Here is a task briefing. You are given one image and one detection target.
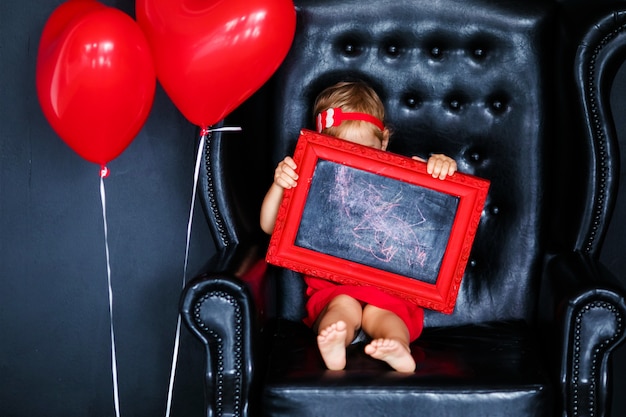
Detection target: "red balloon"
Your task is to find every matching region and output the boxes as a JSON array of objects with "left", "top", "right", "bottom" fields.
[
  {"left": 37, "top": 0, "right": 105, "bottom": 55},
  {"left": 136, "top": 0, "right": 296, "bottom": 128},
  {"left": 36, "top": 0, "right": 156, "bottom": 166}
]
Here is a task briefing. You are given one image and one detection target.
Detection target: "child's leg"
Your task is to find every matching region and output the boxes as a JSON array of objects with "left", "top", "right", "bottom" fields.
[
  {"left": 314, "top": 294, "right": 362, "bottom": 370},
  {"left": 361, "top": 304, "right": 416, "bottom": 372}
]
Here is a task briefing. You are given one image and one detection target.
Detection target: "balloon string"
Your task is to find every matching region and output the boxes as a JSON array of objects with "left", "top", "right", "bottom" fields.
[
  {"left": 164, "top": 132, "right": 203, "bottom": 417},
  {"left": 202, "top": 125, "right": 243, "bottom": 135},
  {"left": 164, "top": 125, "right": 241, "bottom": 417},
  {"left": 164, "top": 130, "right": 205, "bottom": 417},
  {"left": 100, "top": 169, "right": 121, "bottom": 417}
]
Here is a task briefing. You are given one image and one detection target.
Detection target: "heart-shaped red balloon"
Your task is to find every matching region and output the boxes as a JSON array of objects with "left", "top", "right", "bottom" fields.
[
  {"left": 136, "top": 0, "right": 296, "bottom": 128},
  {"left": 36, "top": 0, "right": 156, "bottom": 166}
]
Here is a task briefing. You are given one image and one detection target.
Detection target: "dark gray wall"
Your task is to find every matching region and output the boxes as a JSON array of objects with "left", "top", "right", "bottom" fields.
[{"left": 1, "top": 0, "right": 626, "bottom": 416}]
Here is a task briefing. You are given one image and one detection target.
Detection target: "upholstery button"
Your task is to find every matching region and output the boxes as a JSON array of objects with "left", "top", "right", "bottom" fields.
[
  {"left": 444, "top": 92, "right": 467, "bottom": 112},
  {"left": 466, "top": 148, "right": 487, "bottom": 165},
  {"left": 473, "top": 48, "right": 485, "bottom": 59},
  {"left": 430, "top": 46, "right": 442, "bottom": 58},
  {"left": 486, "top": 93, "right": 510, "bottom": 114},
  {"left": 338, "top": 39, "right": 364, "bottom": 57},
  {"left": 490, "top": 98, "right": 509, "bottom": 114},
  {"left": 469, "top": 259, "right": 477, "bottom": 268},
  {"left": 490, "top": 205, "right": 500, "bottom": 215},
  {"left": 403, "top": 94, "right": 421, "bottom": 109},
  {"left": 386, "top": 44, "right": 399, "bottom": 56}
]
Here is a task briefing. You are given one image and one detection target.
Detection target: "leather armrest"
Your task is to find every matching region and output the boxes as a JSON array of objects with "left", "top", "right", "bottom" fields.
[
  {"left": 180, "top": 245, "right": 267, "bottom": 417},
  {"left": 543, "top": 251, "right": 626, "bottom": 417}
]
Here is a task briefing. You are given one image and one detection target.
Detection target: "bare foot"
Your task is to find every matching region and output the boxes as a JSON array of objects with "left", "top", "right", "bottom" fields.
[
  {"left": 364, "top": 338, "right": 416, "bottom": 372},
  {"left": 317, "top": 321, "right": 348, "bottom": 370}
]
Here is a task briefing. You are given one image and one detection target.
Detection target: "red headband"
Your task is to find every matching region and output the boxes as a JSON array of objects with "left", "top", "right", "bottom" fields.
[{"left": 316, "top": 107, "right": 385, "bottom": 133}]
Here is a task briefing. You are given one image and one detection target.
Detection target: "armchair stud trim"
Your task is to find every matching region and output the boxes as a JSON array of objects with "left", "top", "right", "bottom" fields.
[
  {"left": 203, "top": 133, "right": 232, "bottom": 249},
  {"left": 578, "top": 17, "right": 626, "bottom": 256},
  {"left": 571, "top": 301, "right": 624, "bottom": 417},
  {"left": 193, "top": 291, "right": 244, "bottom": 417}
]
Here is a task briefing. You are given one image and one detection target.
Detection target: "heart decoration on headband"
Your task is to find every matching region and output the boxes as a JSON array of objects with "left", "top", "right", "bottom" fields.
[{"left": 316, "top": 108, "right": 385, "bottom": 133}]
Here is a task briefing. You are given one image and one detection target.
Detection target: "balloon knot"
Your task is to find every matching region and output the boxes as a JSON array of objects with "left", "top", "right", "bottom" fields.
[
  {"left": 200, "top": 126, "right": 211, "bottom": 137},
  {"left": 100, "top": 166, "right": 110, "bottom": 178}
]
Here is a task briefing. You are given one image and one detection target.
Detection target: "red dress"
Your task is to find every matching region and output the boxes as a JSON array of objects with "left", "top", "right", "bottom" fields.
[{"left": 302, "top": 275, "right": 424, "bottom": 342}]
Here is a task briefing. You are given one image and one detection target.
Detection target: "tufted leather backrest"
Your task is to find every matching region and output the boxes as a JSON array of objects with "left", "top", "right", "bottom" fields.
[{"left": 264, "top": 0, "right": 558, "bottom": 328}]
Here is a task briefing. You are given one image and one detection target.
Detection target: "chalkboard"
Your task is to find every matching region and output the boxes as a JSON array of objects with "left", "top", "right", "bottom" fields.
[
  {"left": 296, "top": 161, "right": 459, "bottom": 284},
  {"left": 266, "top": 129, "right": 490, "bottom": 313}
]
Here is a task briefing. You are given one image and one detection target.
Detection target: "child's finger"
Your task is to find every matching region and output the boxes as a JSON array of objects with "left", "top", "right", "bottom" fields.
[
  {"left": 280, "top": 163, "right": 299, "bottom": 182},
  {"left": 447, "top": 160, "right": 457, "bottom": 176},
  {"left": 441, "top": 160, "right": 457, "bottom": 178},
  {"left": 276, "top": 175, "right": 297, "bottom": 189},
  {"left": 437, "top": 163, "right": 449, "bottom": 180},
  {"left": 428, "top": 155, "right": 457, "bottom": 179},
  {"left": 428, "top": 158, "right": 443, "bottom": 178},
  {"left": 283, "top": 156, "right": 297, "bottom": 170}
]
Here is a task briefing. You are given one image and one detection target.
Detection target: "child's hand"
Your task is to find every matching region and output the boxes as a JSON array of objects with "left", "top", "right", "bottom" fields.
[
  {"left": 412, "top": 154, "right": 457, "bottom": 180},
  {"left": 261, "top": 156, "right": 299, "bottom": 234},
  {"left": 274, "top": 156, "right": 299, "bottom": 189}
]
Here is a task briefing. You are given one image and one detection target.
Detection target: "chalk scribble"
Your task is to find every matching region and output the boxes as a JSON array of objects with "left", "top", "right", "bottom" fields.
[{"left": 330, "top": 165, "right": 429, "bottom": 268}]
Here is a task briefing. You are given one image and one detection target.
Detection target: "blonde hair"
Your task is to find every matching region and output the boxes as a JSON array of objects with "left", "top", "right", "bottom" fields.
[{"left": 313, "top": 81, "right": 386, "bottom": 142}]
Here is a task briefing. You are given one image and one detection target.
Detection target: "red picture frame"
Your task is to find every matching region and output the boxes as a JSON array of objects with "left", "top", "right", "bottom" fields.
[{"left": 266, "top": 129, "right": 490, "bottom": 314}]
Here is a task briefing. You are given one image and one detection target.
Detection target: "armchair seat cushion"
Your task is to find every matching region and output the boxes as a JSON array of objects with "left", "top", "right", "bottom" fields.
[{"left": 262, "top": 320, "right": 552, "bottom": 417}]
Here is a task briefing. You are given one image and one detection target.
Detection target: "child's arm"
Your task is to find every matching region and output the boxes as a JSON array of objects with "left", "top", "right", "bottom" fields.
[
  {"left": 413, "top": 154, "right": 457, "bottom": 180},
  {"left": 260, "top": 156, "right": 299, "bottom": 234}
]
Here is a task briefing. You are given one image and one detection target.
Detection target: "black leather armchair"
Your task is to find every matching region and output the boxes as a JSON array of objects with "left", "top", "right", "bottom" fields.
[{"left": 181, "top": 0, "right": 626, "bottom": 416}]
